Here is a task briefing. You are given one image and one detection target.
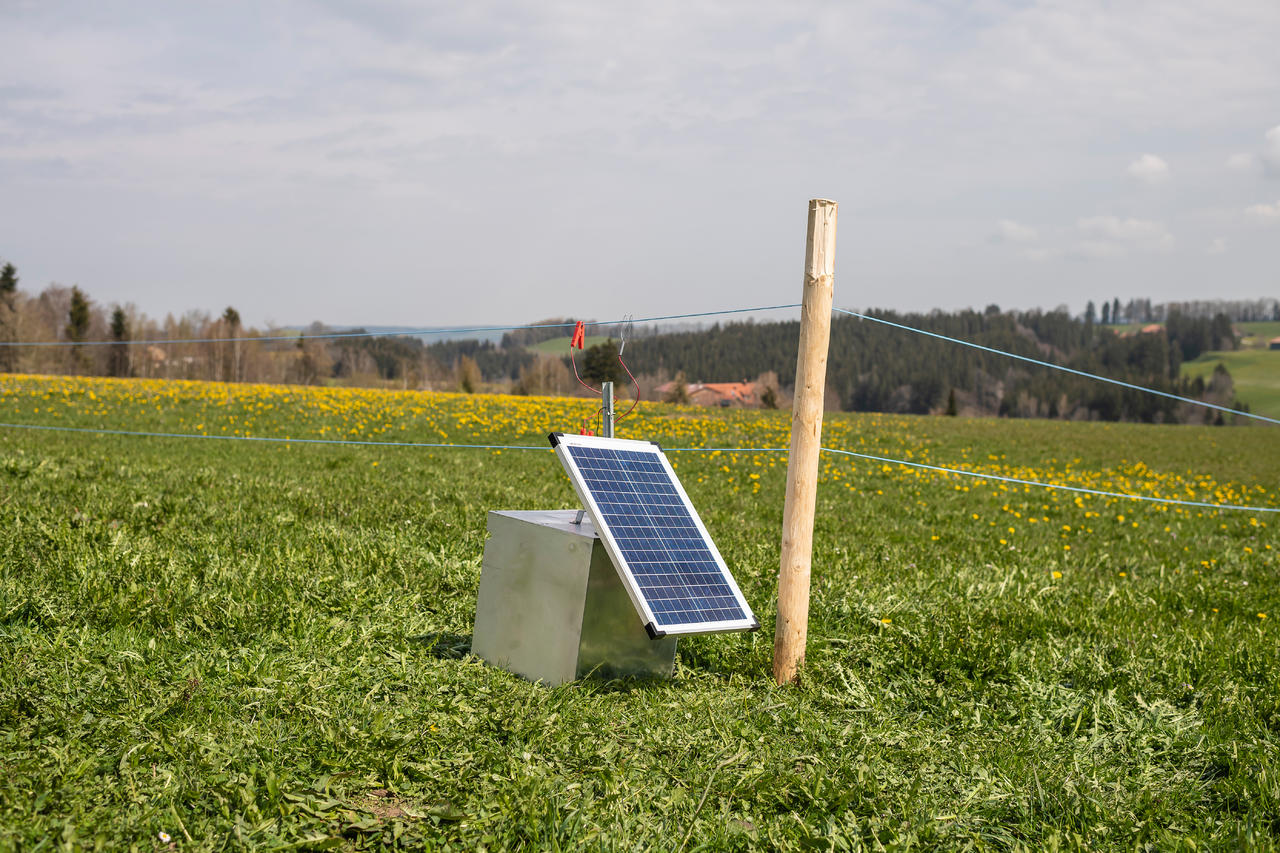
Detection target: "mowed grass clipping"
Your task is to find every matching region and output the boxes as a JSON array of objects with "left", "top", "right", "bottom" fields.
[{"left": 2, "top": 374, "right": 1278, "bottom": 851}]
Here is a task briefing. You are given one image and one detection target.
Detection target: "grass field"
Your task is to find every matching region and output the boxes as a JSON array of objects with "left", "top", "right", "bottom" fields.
[
  {"left": 1101, "top": 321, "right": 1279, "bottom": 350},
  {"left": 526, "top": 335, "right": 612, "bottom": 356},
  {"left": 1236, "top": 322, "right": 1280, "bottom": 348},
  {"left": 2, "top": 375, "right": 1278, "bottom": 850},
  {"left": 1183, "top": 349, "right": 1280, "bottom": 419}
]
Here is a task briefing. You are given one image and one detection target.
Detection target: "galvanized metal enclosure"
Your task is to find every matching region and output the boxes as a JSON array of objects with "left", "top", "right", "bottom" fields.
[{"left": 471, "top": 510, "right": 677, "bottom": 686}]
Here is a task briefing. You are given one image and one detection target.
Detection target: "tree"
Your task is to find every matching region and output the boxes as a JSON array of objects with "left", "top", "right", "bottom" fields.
[
  {"left": 456, "top": 355, "right": 481, "bottom": 393},
  {"left": 1101, "top": 301, "right": 1110, "bottom": 325},
  {"left": 581, "top": 339, "right": 623, "bottom": 385},
  {"left": 0, "top": 262, "right": 16, "bottom": 372},
  {"left": 108, "top": 306, "right": 131, "bottom": 377},
  {"left": 754, "top": 371, "right": 780, "bottom": 409},
  {"left": 1112, "top": 297, "right": 1122, "bottom": 325},
  {"left": 66, "top": 286, "right": 91, "bottom": 372},
  {"left": 513, "top": 356, "right": 571, "bottom": 396},
  {"left": 223, "top": 306, "right": 241, "bottom": 382},
  {"left": 664, "top": 371, "right": 691, "bottom": 405},
  {"left": 0, "top": 263, "right": 16, "bottom": 297},
  {"left": 66, "top": 287, "right": 90, "bottom": 341},
  {"left": 946, "top": 388, "right": 958, "bottom": 416}
]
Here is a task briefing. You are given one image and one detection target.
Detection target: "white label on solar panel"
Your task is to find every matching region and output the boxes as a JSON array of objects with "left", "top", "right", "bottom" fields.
[{"left": 550, "top": 433, "right": 759, "bottom": 637}]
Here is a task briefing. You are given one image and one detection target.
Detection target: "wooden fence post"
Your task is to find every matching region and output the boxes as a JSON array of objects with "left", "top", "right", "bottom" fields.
[{"left": 773, "top": 198, "right": 837, "bottom": 686}]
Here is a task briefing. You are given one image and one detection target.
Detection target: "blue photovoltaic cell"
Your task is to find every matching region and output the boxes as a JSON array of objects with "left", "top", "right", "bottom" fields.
[{"left": 565, "top": 443, "right": 749, "bottom": 629}]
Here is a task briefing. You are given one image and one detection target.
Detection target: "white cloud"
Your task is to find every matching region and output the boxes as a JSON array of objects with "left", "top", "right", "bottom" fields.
[
  {"left": 1246, "top": 200, "right": 1280, "bottom": 220},
  {"left": 1, "top": 1, "right": 1279, "bottom": 323},
  {"left": 994, "top": 219, "right": 1038, "bottom": 243},
  {"left": 1023, "top": 247, "right": 1059, "bottom": 263},
  {"left": 1207, "top": 237, "right": 1227, "bottom": 254},
  {"left": 1265, "top": 125, "right": 1280, "bottom": 176},
  {"left": 1127, "top": 153, "right": 1169, "bottom": 184},
  {"left": 1228, "top": 126, "right": 1280, "bottom": 177},
  {"left": 1226, "top": 152, "right": 1256, "bottom": 171},
  {"left": 1075, "top": 216, "right": 1175, "bottom": 254}
]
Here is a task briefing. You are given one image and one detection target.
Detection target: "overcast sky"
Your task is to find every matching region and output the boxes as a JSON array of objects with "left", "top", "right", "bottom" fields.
[{"left": 1, "top": 0, "right": 1277, "bottom": 328}]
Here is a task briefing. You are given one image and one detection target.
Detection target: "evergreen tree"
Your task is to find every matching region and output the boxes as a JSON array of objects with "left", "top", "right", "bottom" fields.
[
  {"left": 108, "top": 307, "right": 130, "bottom": 377},
  {"left": 66, "top": 286, "right": 91, "bottom": 372},
  {"left": 222, "top": 306, "right": 241, "bottom": 382},
  {"left": 1112, "top": 298, "right": 1122, "bottom": 325},
  {"left": 66, "top": 287, "right": 90, "bottom": 341},
  {"left": 0, "top": 262, "right": 16, "bottom": 372},
  {"left": 946, "top": 388, "right": 958, "bottom": 416},
  {"left": 0, "top": 263, "right": 16, "bottom": 297},
  {"left": 1101, "top": 301, "right": 1110, "bottom": 325},
  {"left": 582, "top": 339, "right": 623, "bottom": 385}
]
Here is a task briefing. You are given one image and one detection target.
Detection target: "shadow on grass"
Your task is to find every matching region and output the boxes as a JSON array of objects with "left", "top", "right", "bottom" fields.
[
  {"left": 410, "top": 633, "right": 704, "bottom": 694},
  {"left": 570, "top": 665, "right": 678, "bottom": 695},
  {"left": 408, "top": 631, "right": 473, "bottom": 660}
]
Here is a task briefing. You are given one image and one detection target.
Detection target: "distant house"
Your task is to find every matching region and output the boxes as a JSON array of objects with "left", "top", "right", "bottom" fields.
[
  {"left": 655, "top": 380, "right": 759, "bottom": 408},
  {"left": 1118, "top": 323, "right": 1164, "bottom": 339},
  {"left": 1270, "top": 336, "right": 1280, "bottom": 351}
]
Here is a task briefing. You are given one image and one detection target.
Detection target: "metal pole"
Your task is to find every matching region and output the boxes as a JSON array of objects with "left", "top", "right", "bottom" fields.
[{"left": 602, "top": 381, "right": 615, "bottom": 438}]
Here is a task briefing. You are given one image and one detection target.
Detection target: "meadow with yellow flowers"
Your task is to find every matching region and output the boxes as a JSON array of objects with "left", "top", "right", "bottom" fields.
[{"left": 2, "top": 374, "right": 1277, "bottom": 849}]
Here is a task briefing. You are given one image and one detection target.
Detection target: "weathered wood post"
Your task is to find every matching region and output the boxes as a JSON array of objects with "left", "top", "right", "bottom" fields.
[{"left": 773, "top": 198, "right": 837, "bottom": 685}]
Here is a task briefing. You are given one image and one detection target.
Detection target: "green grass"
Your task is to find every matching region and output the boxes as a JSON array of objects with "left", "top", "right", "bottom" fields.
[
  {"left": 2, "top": 376, "right": 1279, "bottom": 850},
  {"left": 1101, "top": 321, "right": 1279, "bottom": 350},
  {"left": 1183, "top": 349, "right": 1280, "bottom": 418},
  {"left": 1237, "top": 322, "right": 1280, "bottom": 348},
  {"left": 526, "top": 335, "right": 611, "bottom": 355}
]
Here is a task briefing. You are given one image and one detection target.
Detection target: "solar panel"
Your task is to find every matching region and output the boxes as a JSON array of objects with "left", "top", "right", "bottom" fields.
[{"left": 550, "top": 433, "right": 759, "bottom": 637}]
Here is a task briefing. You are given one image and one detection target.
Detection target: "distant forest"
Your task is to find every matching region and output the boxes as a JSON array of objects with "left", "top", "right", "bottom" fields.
[
  {"left": 628, "top": 307, "right": 1246, "bottom": 423},
  {"left": 0, "top": 257, "right": 1270, "bottom": 425}
]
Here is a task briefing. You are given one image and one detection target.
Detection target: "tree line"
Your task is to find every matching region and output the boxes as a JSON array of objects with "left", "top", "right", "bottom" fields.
[
  {"left": 0, "top": 259, "right": 1256, "bottom": 423},
  {"left": 1085, "top": 296, "right": 1278, "bottom": 325},
  {"left": 627, "top": 306, "right": 1249, "bottom": 423}
]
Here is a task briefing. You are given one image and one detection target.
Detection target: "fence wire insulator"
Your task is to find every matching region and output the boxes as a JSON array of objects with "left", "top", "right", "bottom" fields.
[{"left": 618, "top": 313, "right": 634, "bottom": 356}]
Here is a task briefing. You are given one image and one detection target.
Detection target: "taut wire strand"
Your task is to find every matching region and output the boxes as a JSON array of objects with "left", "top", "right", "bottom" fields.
[
  {"left": 819, "top": 446, "right": 1279, "bottom": 513},
  {"left": 0, "top": 303, "right": 801, "bottom": 349},
  {"left": 832, "top": 307, "right": 1280, "bottom": 426},
  {"left": 2, "top": 419, "right": 1274, "bottom": 513}
]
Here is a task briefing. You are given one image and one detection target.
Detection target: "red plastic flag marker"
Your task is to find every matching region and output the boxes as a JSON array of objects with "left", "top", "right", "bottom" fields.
[{"left": 570, "top": 321, "right": 586, "bottom": 350}]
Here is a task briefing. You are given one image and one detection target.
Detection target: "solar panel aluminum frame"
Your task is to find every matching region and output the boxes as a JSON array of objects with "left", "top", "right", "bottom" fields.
[{"left": 550, "top": 432, "right": 759, "bottom": 638}]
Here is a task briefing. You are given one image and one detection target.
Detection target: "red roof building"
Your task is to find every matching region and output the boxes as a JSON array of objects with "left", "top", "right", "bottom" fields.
[{"left": 655, "top": 380, "right": 760, "bottom": 407}]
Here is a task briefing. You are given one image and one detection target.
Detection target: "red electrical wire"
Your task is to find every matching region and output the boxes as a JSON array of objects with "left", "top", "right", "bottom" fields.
[
  {"left": 615, "top": 355, "right": 640, "bottom": 421},
  {"left": 569, "top": 320, "right": 601, "bottom": 396},
  {"left": 571, "top": 350, "right": 601, "bottom": 395}
]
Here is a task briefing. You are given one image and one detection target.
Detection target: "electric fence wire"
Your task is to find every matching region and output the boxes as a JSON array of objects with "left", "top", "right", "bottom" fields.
[
  {"left": 817, "top": 446, "right": 1279, "bottom": 514},
  {"left": 0, "top": 303, "right": 802, "bottom": 348},
  {"left": 2, "top": 420, "right": 1276, "bottom": 514},
  {"left": 833, "top": 307, "right": 1280, "bottom": 426},
  {"left": 6, "top": 299, "right": 1272, "bottom": 429}
]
